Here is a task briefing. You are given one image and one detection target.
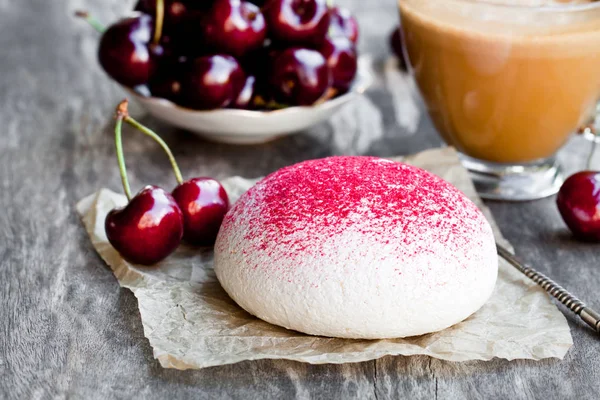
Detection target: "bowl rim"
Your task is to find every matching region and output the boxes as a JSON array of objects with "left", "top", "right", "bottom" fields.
[{"left": 125, "top": 56, "right": 374, "bottom": 117}]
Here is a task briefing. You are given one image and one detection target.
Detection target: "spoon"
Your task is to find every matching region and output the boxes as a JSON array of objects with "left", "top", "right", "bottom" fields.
[{"left": 497, "top": 244, "right": 600, "bottom": 334}]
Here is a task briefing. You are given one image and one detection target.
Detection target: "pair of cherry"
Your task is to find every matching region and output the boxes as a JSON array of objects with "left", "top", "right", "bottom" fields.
[{"left": 105, "top": 100, "right": 229, "bottom": 265}]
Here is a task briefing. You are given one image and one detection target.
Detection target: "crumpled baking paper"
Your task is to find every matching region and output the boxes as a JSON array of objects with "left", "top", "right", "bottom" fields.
[{"left": 77, "top": 147, "right": 572, "bottom": 369}]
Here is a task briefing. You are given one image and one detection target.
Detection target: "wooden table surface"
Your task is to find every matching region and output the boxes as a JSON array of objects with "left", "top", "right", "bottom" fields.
[{"left": 2, "top": 0, "right": 599, "bottom": 398}]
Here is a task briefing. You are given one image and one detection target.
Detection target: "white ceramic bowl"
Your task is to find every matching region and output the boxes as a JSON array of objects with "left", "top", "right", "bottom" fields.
[{"left": 127, "top": 57, "right": 373, "bottom": 144}]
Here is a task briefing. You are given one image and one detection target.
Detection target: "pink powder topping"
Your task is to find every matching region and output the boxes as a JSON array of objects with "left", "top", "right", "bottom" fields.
[{"left": 218, "top": 156, "right": 489, "bottom": 274}]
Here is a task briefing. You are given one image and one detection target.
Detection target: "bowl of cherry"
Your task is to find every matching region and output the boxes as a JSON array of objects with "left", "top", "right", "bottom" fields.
[{"left": 77, "top": 0, "right": 371, "bottom": 144}]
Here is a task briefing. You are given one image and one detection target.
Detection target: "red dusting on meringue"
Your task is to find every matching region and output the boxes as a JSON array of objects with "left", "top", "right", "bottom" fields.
[{"left": 217, "top": 156, "right": 489, "bottom": 275}]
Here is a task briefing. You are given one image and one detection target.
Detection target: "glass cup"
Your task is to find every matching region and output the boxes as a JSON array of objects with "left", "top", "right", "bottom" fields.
[{"left": 398, "top": 0, "right": 600, "bottom": 200}]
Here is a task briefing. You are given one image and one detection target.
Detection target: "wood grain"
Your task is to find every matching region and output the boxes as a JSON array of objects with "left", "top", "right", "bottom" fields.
[{"left": 1, "top": 0, "right": 599, "bottom": 398}]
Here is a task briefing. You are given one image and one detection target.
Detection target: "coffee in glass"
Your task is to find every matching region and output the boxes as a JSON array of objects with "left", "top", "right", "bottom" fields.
[{"left": 399, "top": 0, "right": 600, "bottom": 200}]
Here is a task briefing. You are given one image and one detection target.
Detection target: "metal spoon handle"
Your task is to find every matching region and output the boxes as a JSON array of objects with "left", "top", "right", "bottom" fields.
[{"left": 497, "top": 244, "right": 600, "bottom": 334}]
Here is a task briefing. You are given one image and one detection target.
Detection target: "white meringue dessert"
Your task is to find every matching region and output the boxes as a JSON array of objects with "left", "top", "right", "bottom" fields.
[{"left": 214, "top": 156, "right": 498, "bottom": 339}]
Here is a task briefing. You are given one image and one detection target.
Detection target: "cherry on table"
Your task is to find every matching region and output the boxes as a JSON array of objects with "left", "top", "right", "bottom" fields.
[
  {"left": 181, "top": 54, "right": 246, "bottom": 109},
  {"left": 98, "top": 13, "right": 159, "bottom": 87},
  {"left": 319, "top": 35, "right": 357, "bottom": 92},
  {"left": 556, "top": 171, "right": 600, "bottom": 242},
  {"left": 172, "top": 178, "right": 230, "bottom": 246},
  {"left": 269, "top": 47, "right": 331, "bottom": 106},
  {"left": 263, "top": 0, "right": 330, "bottom": 46},
  {"left": 202, "top": 0, "right": 267, "bottom": 58},
  {"left": 106, "top": 186, "right": 184, "bottom": 265},
  {"left": 329, "top": 7, "right": 359, "bottom": 44}
]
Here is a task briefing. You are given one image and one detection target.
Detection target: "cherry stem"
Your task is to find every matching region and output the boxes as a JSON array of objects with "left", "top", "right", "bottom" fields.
[
  {"left": 124, "top": 117, "right": 184, "bottom": 185},
  {"left": 115, "top": 100, "right": 184, "bottom": 186},
  {"left": 153, "top": 0, "right": 165, "bottom": 46},
  {"left": 75, "top": 10, "right": 106, "bottom": 33},
  {"left": 114, "top": 109, "right": 133, "bottom": 201}
]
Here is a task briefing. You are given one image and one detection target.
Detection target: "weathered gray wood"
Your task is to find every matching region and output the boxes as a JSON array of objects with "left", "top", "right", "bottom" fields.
[{"left": 1, "top": 0, "right": 599, "bottom": 399}]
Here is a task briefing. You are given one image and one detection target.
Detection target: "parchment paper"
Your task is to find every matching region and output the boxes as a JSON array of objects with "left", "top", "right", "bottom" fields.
[{"left": 76, "top": 147, "right": 573, "bottom": 369}]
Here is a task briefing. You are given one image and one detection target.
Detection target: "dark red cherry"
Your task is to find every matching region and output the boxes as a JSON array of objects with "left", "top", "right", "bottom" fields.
[
  {"left": 319, "top": 35, "right": 357, "bottom": 91},
  {"left": 181, "top": 54, "right": 246, "bottom": 109},
  {"left": 105, "top": 186, "right": 184, "bottom": 265},
  {"left": 240, "top": 45, "right": 278, "bottom": 80},
  {"left": 98, "top": 14, "right": 160, "bottom": 87},
  {"left": 239, "top": 47, "right": 275, "bottom": 107},
  {"left": 172, "top": 178, "right": 230, "bottom": 246},
  {"left": 135, "top": 0, "right": 189, "bottom": 28},
  {"left": 134, "top": 1, "right": 214, "bottom": 56},
  {"left": 202, "top": 0, "right": 267, "bottom": 58},
  {"left": 390, "top": 26, "right": 407, "bottom": 70},
  {"left": 149, "top": 55, "right": 189, "bottom": 102},
  {"left": 264, "top": 0, "right": 330, "bottom": 46},
  {"left": 185, "top": 0, "right": 218, "bottom": 11},
  {"left": 556, "top": 171, "right": 600, "bottom": 242},
  {"left": 155, "top": 33, "right": 183, "bottom": 59},
  {"left": 269, "top": 47, "right": 331, "bottom": 106},
  {"left": 150, "top": 75, "right": 183, "bottom": 102},
  {"left": 238, "top": 46, "right": 278, "bottom": 105},
  {"left": 232, "top": 75, "right": 258, "bottom": 109},
  {"left": 329, "top": 7, "right": 359, "bottom": 44}
]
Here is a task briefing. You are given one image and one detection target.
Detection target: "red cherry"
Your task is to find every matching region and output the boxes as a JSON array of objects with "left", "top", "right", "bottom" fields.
[
  {"left": 232, "top": 75, "right": 258, "bottom": 109},
  {"left": 264, "top": 0, "right": 330, "bottom": 46},
  {"left": 390, "top": 26, "right": 407, "bottom": 70},
  {"left": 319, "top": 35, "right": 357, "bottom": 92},
  {"left": 182, "top": 54, "right": 246, "bottom": 109},
  {"left": 149, "top": 55, "right": 189, "bottom": 102},
  {"left": 238, "top": 46, "right": 279, "bottom": 107},
  {"left": 105, "top": 186, "right": 184, "bottom": 265},
  {"left": 328, "top": 7, "right": 359, "bottom": 44},
  {"left": 150, "top": 74, "right": 183, "bottom": 103},
  {"left": 557, "top": 171, "right": 600, "bottom": 241},
  {"left": 172, "top": 178, "right": 230, "bottom": 246},
  {"left": 240, "top": 45, "right": 279, "bottom": 83},
  {"left": 132, "top": 1, "right": 208, "bottom": 57},
  {"left": 269, "top": 47, "right": 331, "bottom": 106},
  {"left": 135, "top": 0, "right": 190, "bottom": 28},
  {"left": 202, "top": 0, "right": 267, "bottom": 58},
  {"left": 98, "top": 14, "right": 159, "bottom": 87}
]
